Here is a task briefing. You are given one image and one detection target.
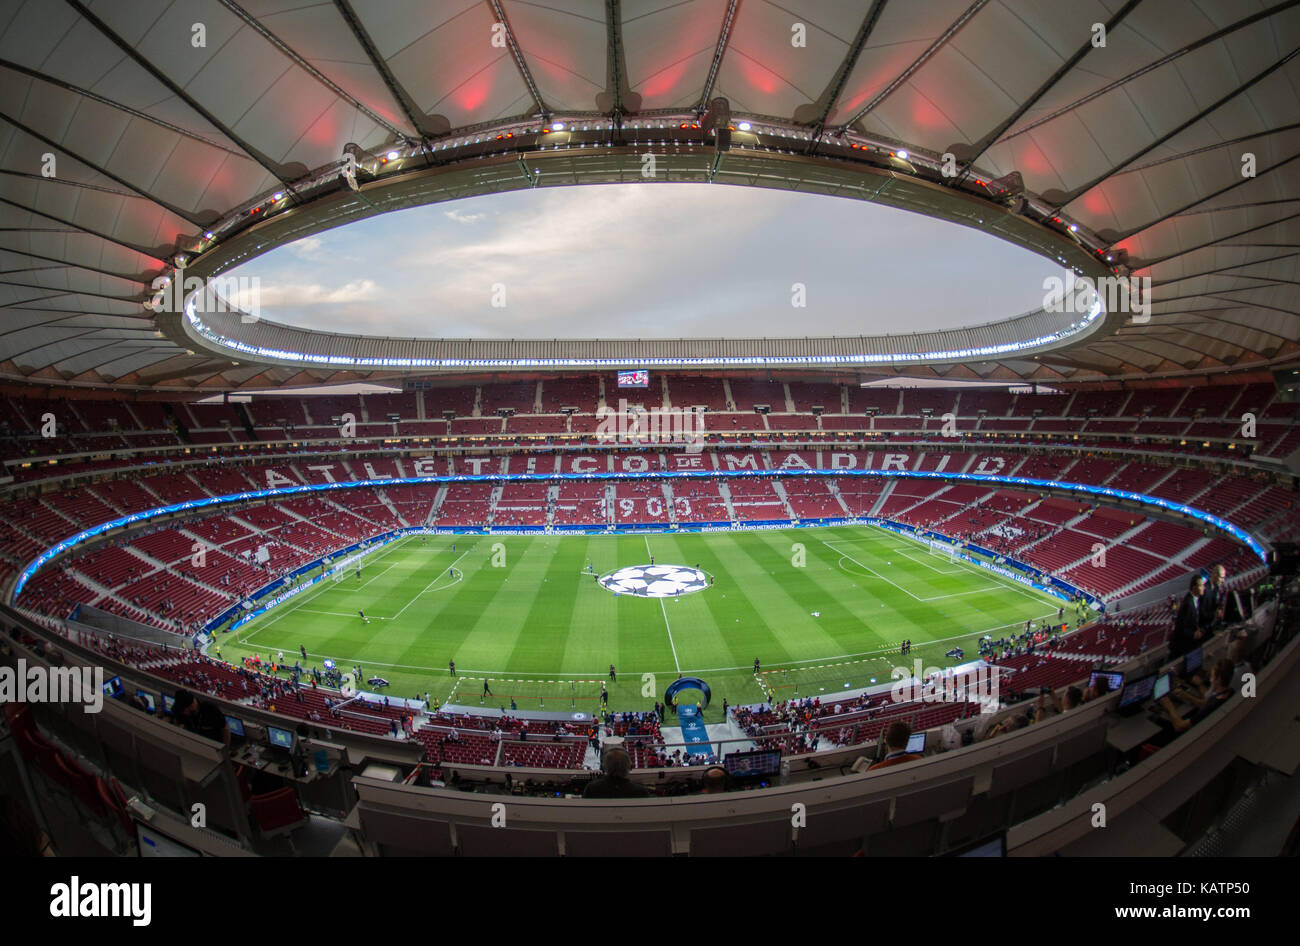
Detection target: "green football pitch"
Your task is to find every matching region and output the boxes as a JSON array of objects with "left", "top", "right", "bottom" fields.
[{"left": 213, "top": 525, "right": 1072, "bottom": 721}]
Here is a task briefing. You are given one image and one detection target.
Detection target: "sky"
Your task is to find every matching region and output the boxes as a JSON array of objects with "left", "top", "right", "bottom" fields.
[{"left": 225, "top": 182, "right": 1067, "bottom": 340}]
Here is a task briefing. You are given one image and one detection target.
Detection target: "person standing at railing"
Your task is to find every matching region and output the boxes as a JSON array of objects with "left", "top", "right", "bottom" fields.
[{"left": 1169, "top": 574, "right": 1205, "bottom": 658}]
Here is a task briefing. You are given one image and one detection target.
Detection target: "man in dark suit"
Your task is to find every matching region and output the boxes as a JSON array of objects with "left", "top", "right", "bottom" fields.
[
  {"left": 1200, "top": 564, "right": 1227, "bottom": 632},
  {"left": 1170, "top": 574, "right": 1206, "bottom": 658}
]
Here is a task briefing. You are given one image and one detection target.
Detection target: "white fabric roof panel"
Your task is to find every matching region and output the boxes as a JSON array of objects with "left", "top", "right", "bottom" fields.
[{"left": 0, "top": 0, "right": 1294, "bottom": 388}]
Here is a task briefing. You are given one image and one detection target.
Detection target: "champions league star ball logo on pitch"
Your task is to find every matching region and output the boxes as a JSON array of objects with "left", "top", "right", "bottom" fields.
[{"left": 598, "top": 565, "right": 708, "bottom": 598}]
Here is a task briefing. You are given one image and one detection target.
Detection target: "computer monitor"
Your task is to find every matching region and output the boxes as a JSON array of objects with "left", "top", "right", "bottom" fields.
[
  {"left": 135, "top": 691, "right": 156, "bottom": 714},
  {"left": 1152, "top": 673, "right": 1172, "bottom": 701},
  {"left": 723, "top": 748, "right": 782, "bottom": 781},
  {"left": 905, "top": 731, "right": 927, "bottom": 754},
  {"left": 1088, "top": 671, "right": 1124, "bottom": 695},
  {"left": 266, "top": 726, "right": 295, "bottom": 750},
  {"left": 953, "top": 834, "right": 1006, "bottom": 857},
  {"left": 225, "top": 716, "right": 246, "bottom": 738},
  {"left": 1117, "top": 675, "right": 1155, "bottom": 712},
  {"left": 135, "top": 821, "right": 201, "bottom": 858},
  {"left": 102, "top": 676, "right": 123, "bottom": 699},
  {"left": 161, "top": 693, "right": 176, "bottom": 716},
  {"left": 1184, "top": 646, "right": 1203, "bottom": 675}
]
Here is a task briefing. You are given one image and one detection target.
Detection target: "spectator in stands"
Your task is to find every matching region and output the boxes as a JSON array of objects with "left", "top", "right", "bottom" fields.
[
  {"left": 1169, "top": 574, "right": 1205, "bottom": 658},
  {"left": 1083, "top": 674, "right": 1113, "bottom": 703},
  {"left": 1159, "top": 658, "right": 1235, "bottom": 733},
  {"left": 171, "top": 688, "right": 230, "bottom": 748},
  {"left": 700, "top": 766, "right": 728, "bottom": 794},
  {"left": 868, "top": 722, "right": 923, "bottom": 769},
  {"left": 1030, "top": 686, "right": 1062, "bottom": 722},
  {"left": 583, "top": 746, "right": 650, "bottom": 798}
]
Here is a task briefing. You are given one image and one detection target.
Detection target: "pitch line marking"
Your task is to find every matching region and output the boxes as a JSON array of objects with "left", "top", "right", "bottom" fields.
[
  {"left": 287, "top": 615, "right": 1056, "bottom": 679},
  {"left": 889, "top": 546, "right": 966, "bottom": 575},
  {"left": 845, "top": 524, "right": 1059, "bottom": 607},
  {"left": 246, "top": 532, "right": 414, "bottom": 635},
  {"left": 837, "top": 556, "right": 990, "bottom": 601},
  {"left": 828, "top": 545, "right": 986, "bottom": 602},
  {"left": 392, "top": 548, "right": 472, "bottom": 619},
  {"left": 827, "top": 535, "right": 1056, "bottom": 607},
  {"left": 644, "top": 533, "right": 683, "bottom": 672},
  {"left": 238, "top": 537, "right": 459, "bottom": 645}
]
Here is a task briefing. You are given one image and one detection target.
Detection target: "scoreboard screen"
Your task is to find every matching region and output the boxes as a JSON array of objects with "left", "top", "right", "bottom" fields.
[{"left": 617, "top": 369, "right": 649, "bottom": 388}]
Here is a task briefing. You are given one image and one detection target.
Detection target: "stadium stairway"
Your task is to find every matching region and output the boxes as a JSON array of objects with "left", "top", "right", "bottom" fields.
[
  {"left": 769, "top": 479, "right": 798, "bottom": 520},
  {"left": 546, "top": 484, "right": 560, "bottom": 529},
  {"left": 833, "top": 482, "right": 854, "bottom": 518},
  {"left": 867, "top": 480, "right": 895, "bottom": 517},
  {"left": 1043, "top": 517, "right": 1155, "bottom": 583},
  {"left": 663, "top": 483, "right": 680, "bottom": 525},
  {"left": 373, "top": 488, "right": 408, "bottom": 527},
  {"left": 279, "top": 502, "right": 348, "bottom": 543},
  {"left": 716, "top": 481, "right": 739, "bottom": 521},
  {"left": 426, "top": 486, "right": 449, "bottom": 525}
]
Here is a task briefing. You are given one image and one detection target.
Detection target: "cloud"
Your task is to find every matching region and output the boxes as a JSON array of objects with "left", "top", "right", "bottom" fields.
[
  {"left": 224, "top": 183, "right": 1063, "bottom": 339},
  {"left": 444, "top": 209, "right": 486, "bottom": 224},
  {"left": 287, "top": 236, "right": 324, "bottom": 260},
  {"left": 235, "top": 279, "right": 382, "bottom": 309}
]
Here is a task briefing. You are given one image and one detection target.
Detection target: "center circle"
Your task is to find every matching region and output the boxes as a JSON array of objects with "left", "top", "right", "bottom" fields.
[{"left": 597, "top": 564, "right": 709, "bottom": 598}]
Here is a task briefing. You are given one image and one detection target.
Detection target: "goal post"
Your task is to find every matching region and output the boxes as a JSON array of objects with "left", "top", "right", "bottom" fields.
[{"left": 928, "top": 538, "right": 959, "bottom": 561}]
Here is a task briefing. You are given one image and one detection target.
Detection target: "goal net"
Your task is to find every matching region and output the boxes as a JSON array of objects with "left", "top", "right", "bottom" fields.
[{"left": 928, "top": 539, "right": 959, "bottom": 560}]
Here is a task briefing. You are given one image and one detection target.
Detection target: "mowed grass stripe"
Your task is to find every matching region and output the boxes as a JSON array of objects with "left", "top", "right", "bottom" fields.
[
  {"left": 556, "top": 537, "right": 625, "bottom": 675},
  {"left": 655, "top": 530, "right": 791, "bottom": 670},
  {"left": 619, "top": 533, "right": 698, "bottom": 672},
  {"left": 452, "top": 537, "right": 546, "bottom": 670},
  {"left": 711, "top": 530, "right": 846, "bottom": 662},
  {"left": 815, "top": 531, "right": 948, "bottom": 643},
  {"left": 506, "top": 538, "right": 586, "bottom": 672},
  {"left": 752, "top": 529, "right": 912, "bottom": 654},
  {"left": 389, "top": 543, "right": 477, "bottom": 671}
]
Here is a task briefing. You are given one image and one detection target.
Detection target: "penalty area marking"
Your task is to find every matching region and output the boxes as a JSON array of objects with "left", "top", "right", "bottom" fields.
[
  {"left": 888, "top": 546, "right": 966, "bottom": 576},
  {"left": 239, "top": 540, "right": 468, "bottom": 646},
  {"left": 833, "top": 530, "right": 1057, "bottom": 608},
  {"left": 831, "top": 550, "right": 987, "bottom": 602},
  {"left": 390, "top": 548, "right": 472, "bottom": 619}
]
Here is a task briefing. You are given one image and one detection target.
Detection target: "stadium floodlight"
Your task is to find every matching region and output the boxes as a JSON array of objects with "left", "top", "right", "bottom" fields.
[
  {"left": 737, "top": 121, "right": 752, "bottom": 131},
  {"left": 551, "top": 121, "right": 565, "bottom": 131},
  {"left": 273, "top": 192, "right": 283, "bottom": 201},
  {"left": 386, "top": 150, "right": 399, "bottom": 161},
  {"left": 895, "top": 149, "right": 908, "bottom": 159}
]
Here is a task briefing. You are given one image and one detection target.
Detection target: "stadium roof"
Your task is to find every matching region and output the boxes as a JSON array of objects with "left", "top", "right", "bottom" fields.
[{"left": 1, "top": 0, "right": 1298, "bottom": 391}]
